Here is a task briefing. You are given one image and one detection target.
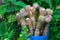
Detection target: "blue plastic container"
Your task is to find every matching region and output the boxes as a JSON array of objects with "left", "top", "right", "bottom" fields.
[{"left": 29, "top": 34, "right": 48, "bottom": 40}]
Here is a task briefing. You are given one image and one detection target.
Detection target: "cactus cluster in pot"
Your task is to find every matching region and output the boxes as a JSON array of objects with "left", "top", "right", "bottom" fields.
[{"left": 16, "top": 3, "right": 53, "bottom": 40}]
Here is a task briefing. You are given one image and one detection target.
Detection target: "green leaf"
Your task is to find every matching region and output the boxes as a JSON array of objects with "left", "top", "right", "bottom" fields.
[
  {"left": 53, "top": 27, "right": 58, "bottom": 32},
  {"left": 0, "top": 26, "right": 2, "bottom": 37},
  {"left": 36, "top": 0, "right": 41, "bottom": 5},
  {"left": 5, "top": 0, "right": 16, "bottom": 3},
  {"left": 0, "top": 21, "right": 7, "bottom": 36},
  {"left": 0, "top": 4, "right": 8, "bottom": 16},
  {"left": 6, "top": 6, "right": 14, "bottom": 12},
  {"left": 1, "top": 21, "right": 7, "bottom": 33},
  {"left": 41, "top": 0, "right": 52, "bottom": 8},
  {"left": 12, "top": 1, "right": 26, "bottom": 7},
  {"left": 8, "top": 30, "right": 14, "bottom": 39},
  {"left": 55, "top": 33, "right": 60, "bottom": 39},
  {"left": 17, "top": 34, "right": 24, "bottom": 40},
  {"left": 56, "top": 5, "right": 60, "bottom": 9},
  {"left": 14, "top": 6, "right": 21, "bottom": 11},
  {"left": 4, "top": 38, "right": 9, "bottom": 40},
  {"left": 7, "top": 14, "right": 16, "bottom": 23}
]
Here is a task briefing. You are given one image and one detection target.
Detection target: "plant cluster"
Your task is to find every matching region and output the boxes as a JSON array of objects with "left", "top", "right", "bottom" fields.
[{"left": 0, "top": 0, "right": 60, "bottom": 40}]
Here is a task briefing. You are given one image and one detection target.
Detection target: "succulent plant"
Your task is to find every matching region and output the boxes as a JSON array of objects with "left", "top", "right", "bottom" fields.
[
  {"left": 46, "top": 8, "right": 53, "bottom": 15},
  {"left": 38, "top": 15, "right": 45, "bottom": 22},
  {"left": 45, "top": 15, "right": 52, "bottom": 23},
  {"left": 33, "top": 3, "right": 39, "bottom": 9},
  {"left": 17, "top": 3, "right": 53, "bottom": 37},
  {"left": 39, "top": 7, "right": 47, "bottom": 16}
]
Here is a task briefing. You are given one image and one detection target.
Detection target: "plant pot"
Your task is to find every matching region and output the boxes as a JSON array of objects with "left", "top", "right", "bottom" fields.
[{"left": 29, "top": 33, "right": 49, "bottom": 40}]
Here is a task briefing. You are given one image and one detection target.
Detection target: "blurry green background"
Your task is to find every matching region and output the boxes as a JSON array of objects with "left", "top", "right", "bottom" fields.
[{"left": 0, "top": 0, "right": 60, "bottom": 40}]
